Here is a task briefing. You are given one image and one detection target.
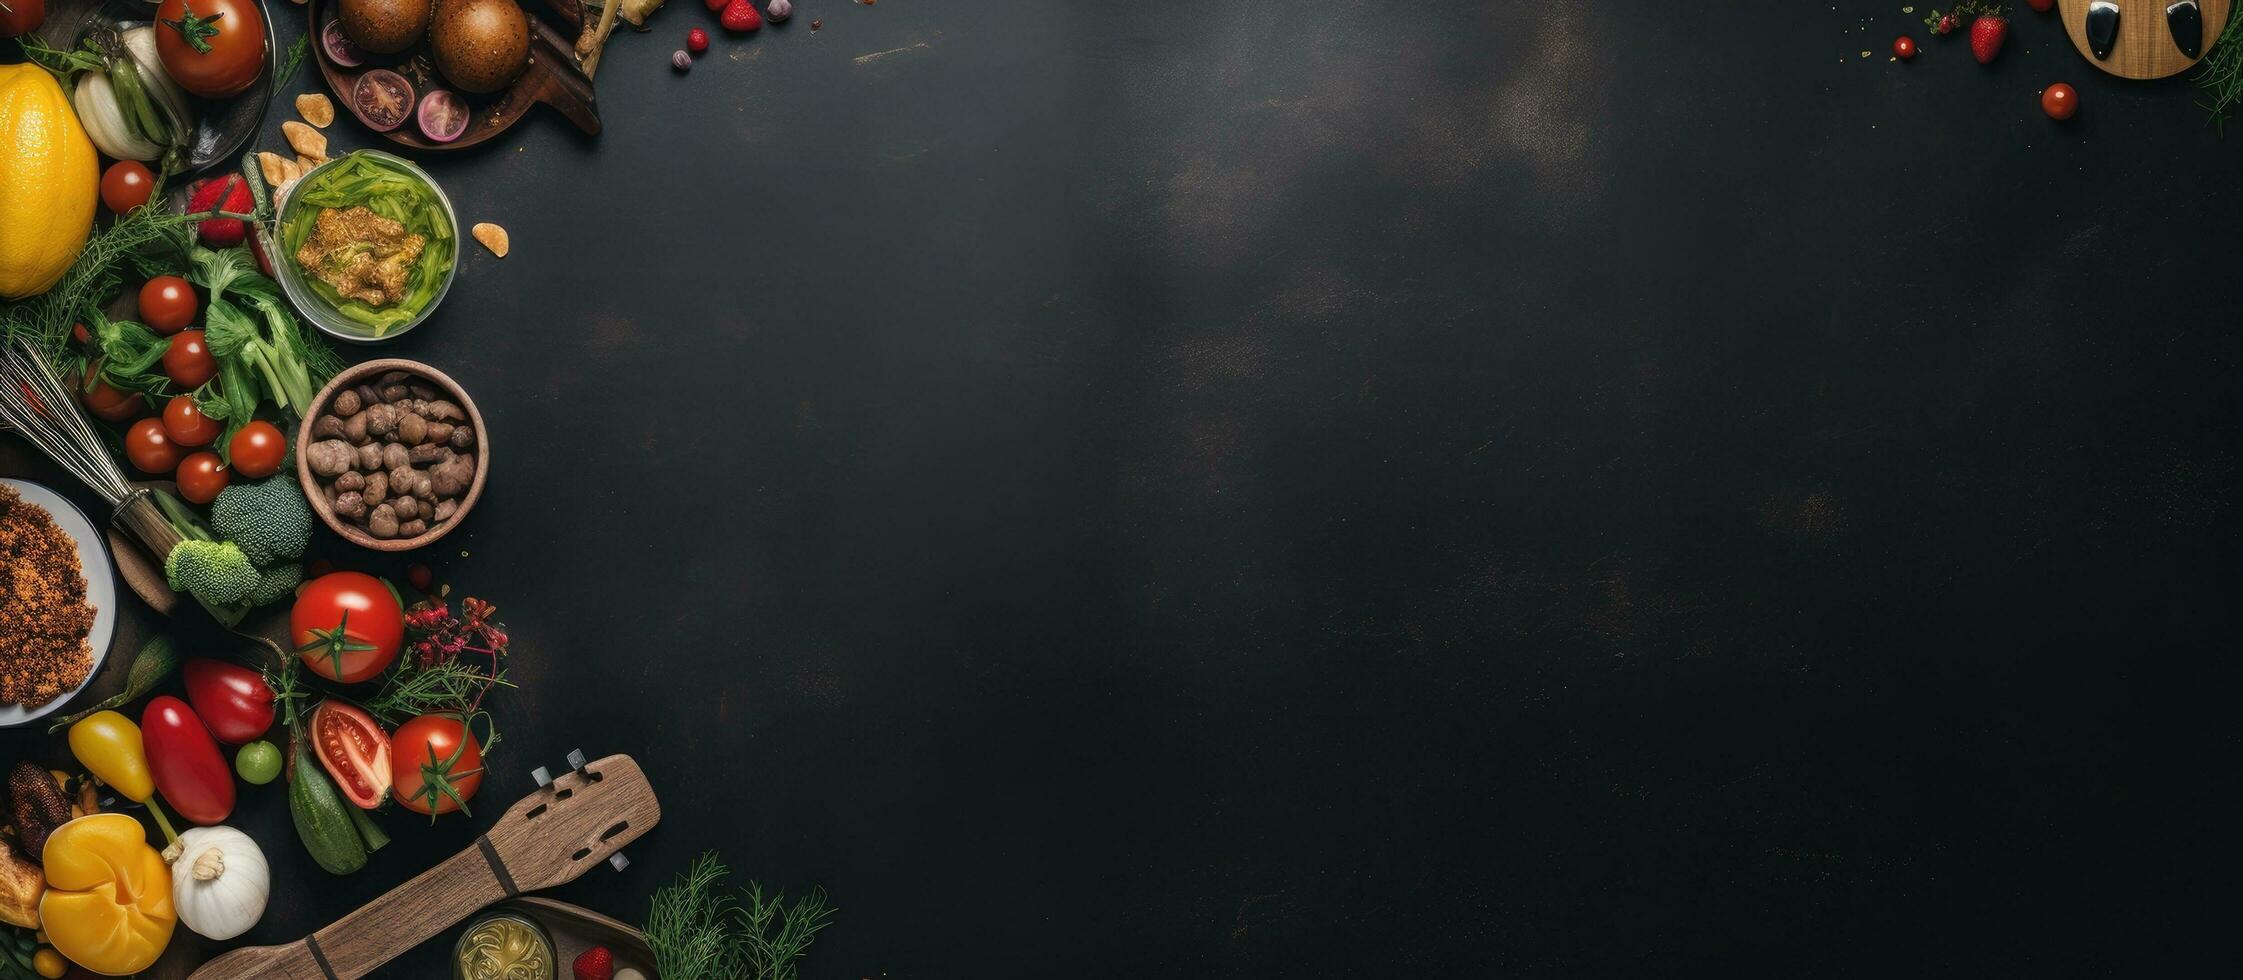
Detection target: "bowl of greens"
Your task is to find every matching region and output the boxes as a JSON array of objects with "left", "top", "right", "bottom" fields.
[{"left": 268, "top": 150, "right": 458, "bottom": 343}]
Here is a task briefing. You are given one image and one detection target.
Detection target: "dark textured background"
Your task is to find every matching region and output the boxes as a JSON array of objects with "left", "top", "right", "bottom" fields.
[{"left": 6, "top": 0, "right": 2243, "bottom": 975}]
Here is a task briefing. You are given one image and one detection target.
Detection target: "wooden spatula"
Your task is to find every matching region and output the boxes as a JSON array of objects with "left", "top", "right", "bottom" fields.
[{"left": 185, "top": 753, "right": 661, "bottom": 980}]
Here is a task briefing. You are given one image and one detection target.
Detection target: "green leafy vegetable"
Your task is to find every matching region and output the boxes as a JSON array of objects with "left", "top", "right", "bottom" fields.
[{"left": 645, "top": 853, "right": 835, "bottom": 980}]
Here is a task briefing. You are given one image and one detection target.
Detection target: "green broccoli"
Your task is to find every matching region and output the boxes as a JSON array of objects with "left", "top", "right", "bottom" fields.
[
  {"left": 248, "top": 560, "right": 302, "bottom": 608},
  {"left": 164, "top": 540, "right": 260, "bottom": 607},
  {"left": 210, "top": 477, "right": 312, "bottom": 566}
]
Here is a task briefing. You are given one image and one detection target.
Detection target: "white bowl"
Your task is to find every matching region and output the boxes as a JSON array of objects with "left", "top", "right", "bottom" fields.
[{"left": 0, "top": 479, "right": 117, "bottom": 728}]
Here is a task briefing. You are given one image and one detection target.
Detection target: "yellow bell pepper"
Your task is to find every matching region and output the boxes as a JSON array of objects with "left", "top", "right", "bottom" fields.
[
  {"left": 67, "top": 712, "right": 175, "bottom": 840},
  {"left": 37, "top": 814, "right": 174, "bottom": 976}
]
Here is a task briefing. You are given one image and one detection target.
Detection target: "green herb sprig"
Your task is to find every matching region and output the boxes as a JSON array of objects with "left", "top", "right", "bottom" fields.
[
  {"left": 646, "top": 853, "right": 835, "bottom": 980},
  {"left": 2197, "top": 4, "right": 2243, "bottom": 128}
]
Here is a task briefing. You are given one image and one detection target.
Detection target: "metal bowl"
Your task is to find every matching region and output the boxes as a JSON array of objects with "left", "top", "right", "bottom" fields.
[
  {"left": 264, "top": 150, "right": 460, "bottom": 345},
  {"left": 43, "top": 0, "right": 281, "bottom": 175}
]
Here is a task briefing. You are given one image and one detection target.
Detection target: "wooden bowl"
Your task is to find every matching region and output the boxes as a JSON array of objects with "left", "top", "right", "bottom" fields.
[
  {"left": 297, "top": 359, "right": 489, "bottom": 552},
  {"left": 306, "top": 0, "right": 600, "bottom": 151}
]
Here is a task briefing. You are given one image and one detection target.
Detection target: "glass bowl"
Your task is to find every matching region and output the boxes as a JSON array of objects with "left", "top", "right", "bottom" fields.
[{"left": 265, "top": 150, "right": 459, "bottom": 344}]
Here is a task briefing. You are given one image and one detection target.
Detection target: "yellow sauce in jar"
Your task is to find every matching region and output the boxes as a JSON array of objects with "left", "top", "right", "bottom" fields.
[{"left": 454, "top": 912, "right": 554, "bottom": 980}]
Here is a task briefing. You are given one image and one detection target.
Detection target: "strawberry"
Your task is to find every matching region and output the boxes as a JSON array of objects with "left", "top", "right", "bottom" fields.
[
  {"left": 720, "top": 0, "right": 762, "bottom": 32},
  {"left": 572, "top": 946, "right": 614, "bottom": 980},
  {"left": 186, "top": 175, "right": 252, "bottom": 247},
  {"left": 1969, "top": 11, "right": 2008, "bottom": 64}
]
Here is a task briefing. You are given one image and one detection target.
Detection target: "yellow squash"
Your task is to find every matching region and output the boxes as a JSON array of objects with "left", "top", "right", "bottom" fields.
[
  {"left": 39, "top": 814, "right": 174, "bottom": 976},
  {"left": 0, "top": 64, "right": 98, "bottom": 300}
]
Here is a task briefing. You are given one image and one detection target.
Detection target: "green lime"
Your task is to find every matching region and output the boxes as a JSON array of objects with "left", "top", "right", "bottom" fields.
[{"left": 235, "top": 740, "right": 282, "bottom": 785}]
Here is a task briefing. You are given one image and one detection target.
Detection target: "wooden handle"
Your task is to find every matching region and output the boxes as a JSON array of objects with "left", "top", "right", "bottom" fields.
[{"left": 530, "top": 21, "right": 602, "bottom": 136}]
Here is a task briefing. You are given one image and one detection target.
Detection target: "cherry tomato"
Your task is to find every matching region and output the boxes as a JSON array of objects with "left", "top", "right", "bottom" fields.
[
  {"left": 138, "top": 276, "right": 197, "bottom": 334},
  {"left": 176, "top": 451, "right": 229, "bottom": 504},
  {"left": 2042, "top": 82, "right": 2078, "bottom": 121},
  {"left": 391, "top": 714, "right": 485, "bottom": 817},
  {"left": 100, "top": 161, "right": 155, "bottom": 213},
  {"left": 310, "top": 700, "right": 392, "bottom": 809},
  {"left": 227, "top": 419, "right": 286, "bottom": 479},
  {"left": 162, "top": 395, "right": 221, "bottom": 446},
  {"left": 292, "top": 571, "right": 406, "bottom": 683},
  {"left": 78, "top": 360, "right": 143, "bottom": 423},
  {"left": 164, "top": 330, "right": 216, "bottom": 389},
  {"left": 125, "top": 418, "right": 182, "bottom": 474},
  {"left": 1893, "top": 36, "right": 1916, "bottom": 60},
  {"left": 181, "top": 658, "right": 276, "bottom": 745},
  {"left": 0, "top": 0, "right": 43, "bottom": 39},
  {"left": 140, "top": 696, "right": 234, "bottom": 825},
  {"left": 154, "top": 0, "right": 266, "bottom": 99}
]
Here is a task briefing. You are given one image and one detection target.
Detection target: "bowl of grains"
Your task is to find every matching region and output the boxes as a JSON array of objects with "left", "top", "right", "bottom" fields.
[{"left": 0, "top": 480, "right": 114, "bottom": 726}]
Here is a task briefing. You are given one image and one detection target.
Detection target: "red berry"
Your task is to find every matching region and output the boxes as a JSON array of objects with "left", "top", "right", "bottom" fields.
[
  {"left": 187, "top": 175, "right": 253, "bottom": 247},
  {"left": 1893, "top": 35, "right": 1916, "bottom": 59},
  {"left": 1969, "top": 14, "right": 2008, "bottom": 64},
  {"left": 1937, "top": 14, "right": 1956, "bottom": 33},
  {"left": 2027, "top": 0, "right": 2053, "bottom": 11},
  {"left": 704, "top": 0, "right": 725, "bottom": 10},
  {"left": 720, "top": 0, "right": 762, "bottom": 32},
  {"left": 572, "top": 946, "right": 614, "bottom": 980},
  {"left": 2041, "top": 82, "right": 2078, "bottom": 120},
  {"left": 687, "top": 27, "right": 710, "bottom": 53}
]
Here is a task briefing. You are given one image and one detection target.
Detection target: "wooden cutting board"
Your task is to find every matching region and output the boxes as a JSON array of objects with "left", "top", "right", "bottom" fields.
[{"left": 2059, "top": 0, "right": 2231, "bottom": 78}]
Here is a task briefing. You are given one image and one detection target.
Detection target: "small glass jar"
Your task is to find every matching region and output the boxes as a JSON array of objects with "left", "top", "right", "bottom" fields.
[{"left": 454, "top": 910, "right": 557, "bottom": 980}]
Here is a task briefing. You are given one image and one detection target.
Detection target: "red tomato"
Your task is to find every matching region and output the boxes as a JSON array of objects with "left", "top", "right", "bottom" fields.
[
  {"left": 292, "top": 571, "right": 405, "bottom": 683},
  {"left": 140, "top": 695, "right": 235, "bottom": 825},
  {"left": 0, "top": 0, "right": 43, "bottom": 39},
  {"left": 310, "top": 700, "right": 392, "bottom": 809},
  {"left": 125, "top": 418, "right": 181, "bottom": 474},
  {"left": 2042, "top": 83, "right": 2078, "bottom": 121},
  {"left": 176, "top": 451, "right": 229, "bottom": 504},
  {"left": 181, "top": 659, "right": 275, "bottom": 745},
  {"left": 1893, "top": 36, "right": 1916, "bottom": 60},
  {"left": 139, "top": 276, "right": 197, "bottom": 334},
  {"left": 154, "top": 0, "right": 266, "bottom": 99},
  {"left": 228, "top": 419, "right": 286, "bottom": 479},
  {"left": 391, "top": 714, "right": 485, "bottom": 817},
  {"left": 164, "top": 330, "right": 216, "bottom": 389},
  {"left": 162, "top": 395, "right": 221, "bottom": 446},
  {"left": 79, "top": 360, "right": 143, "bottom": 423},
  {"left": 100, "top": 161, "right": 155, "bottom": 213}
]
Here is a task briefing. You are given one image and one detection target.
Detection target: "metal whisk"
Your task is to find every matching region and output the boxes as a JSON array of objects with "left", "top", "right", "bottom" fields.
[{"left": 0, "top": 338, "right": 188, "bottom": 576}]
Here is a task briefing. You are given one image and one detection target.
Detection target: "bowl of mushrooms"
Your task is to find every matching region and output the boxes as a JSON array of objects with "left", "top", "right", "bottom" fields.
[{"left": 297, "top": 359, "right": 489, "bottom": 551}]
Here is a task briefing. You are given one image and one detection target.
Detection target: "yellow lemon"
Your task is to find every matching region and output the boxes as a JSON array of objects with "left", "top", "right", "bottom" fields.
[{"left": 0, "top": 64, "right": 98, "bottom": 300}]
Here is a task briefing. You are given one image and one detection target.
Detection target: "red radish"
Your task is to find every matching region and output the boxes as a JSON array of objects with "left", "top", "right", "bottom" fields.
[
  {"left": 187, "top": 175, "right": 251, "bottom": 247},
  {"left": 720, "top": 0, "right": 761, "bottom": 32},
  {"left": 1969, "top": 11, "right": 2008, "bottom": 64},
  {"left": 687, "top": 26, "right": 709, "bottom": 53}
]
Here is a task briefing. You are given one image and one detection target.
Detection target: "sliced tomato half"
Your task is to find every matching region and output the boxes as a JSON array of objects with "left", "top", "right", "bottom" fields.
[{"left": 311, "top": 700, "right": 393, "bottom": 809}]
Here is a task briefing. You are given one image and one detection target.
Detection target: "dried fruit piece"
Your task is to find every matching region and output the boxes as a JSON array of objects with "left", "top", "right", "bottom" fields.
[
  {"left": 283, "top": 120, "right": 329, "bottom": 163},
  {"left": 471, "top": 222, "right": 509, "bottom": 257},
  {"left": 296, "top": 93, "right": 336, "bottom": 127},
  {"left": 257, "top": 151, "right": 290, "bottom": 188}
]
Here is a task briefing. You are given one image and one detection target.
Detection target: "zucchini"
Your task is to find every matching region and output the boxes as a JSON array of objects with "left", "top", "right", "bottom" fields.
[{"left": 288, "top": 737, "right": 368, "bottom": 875}]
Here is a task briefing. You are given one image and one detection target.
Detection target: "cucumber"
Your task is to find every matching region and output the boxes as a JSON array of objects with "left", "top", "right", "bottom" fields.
[{"left": 289, "top": 737, "right": 368, "bottom": 874}]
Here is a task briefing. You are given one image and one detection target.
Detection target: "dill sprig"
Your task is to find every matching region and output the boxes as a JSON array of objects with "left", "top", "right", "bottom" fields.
[
  {"left": 2196, "top": 4, "right": 2243, "bottom": 128},
  {"left": 646, "top": 853, "right": 836, "bottom": 980},
  {"left": 365, "top": 658, "right": 512, "bottom": 725},
  {"left": 0, "top": 208, "right": 195, "bottom": 355}
]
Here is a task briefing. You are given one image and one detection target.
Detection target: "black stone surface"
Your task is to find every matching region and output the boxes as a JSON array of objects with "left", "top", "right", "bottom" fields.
[{"left": 6, "top": 1, "right": 2243, "bottom": 975}]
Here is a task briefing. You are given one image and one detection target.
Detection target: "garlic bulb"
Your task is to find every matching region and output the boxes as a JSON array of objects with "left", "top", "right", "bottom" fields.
[
  {"left": 162, "top": 826, "right": 270, "bottom": 940},
  {"left": 767, "top": 0, "right": 791, "bottom": 22}
]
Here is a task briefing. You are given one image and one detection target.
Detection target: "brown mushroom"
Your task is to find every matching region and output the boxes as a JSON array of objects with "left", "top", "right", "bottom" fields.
[
  {"left": 332, "top": 389, "right": 363, "bottom": 417},
  {"left": 335, "top": 471, "right": 365, "bottom": 493},
  {"left": 382, "top": 443, "right": 410, "bottom": 471},
  {"left": 391, "top": 495, "right": 419, "bottom": 522},
  {"left": 434, "top": 498, "right": 458, "bottom": 523},
  {"left": 305, "top": 440, "right": 355, "bottom": 477},
  {"left": 367, "top": 504, "right": 399, "bottom": 539},
  {"left": 343, "top": 412, "right": 371, "bottom": 443},
  {"left": 449, "top": 426, "right": 475, "bottom": 449},
  {"left": 396, "top": 412, "right": 427, "bottom": 445},
  {"left": 422, "top": 400, "right": 466, "bottom": 423},
  {"left": 398, "top": 518, "right": 428, "bottom": 538},
  {"left": 311, "top": 415, "right": 346, "bottom": 440},
  {"left": 332, "top": 490, "right": 366, "bottom": 520},
  {"left": 364, "top": 471, "right": 388, "bottom": 506}
]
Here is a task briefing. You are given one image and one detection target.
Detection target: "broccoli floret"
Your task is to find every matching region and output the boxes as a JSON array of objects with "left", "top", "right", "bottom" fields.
[
  {"left": 248, "top": 561, "right": 302, "bottom": 608},
  {"left": 210, "top": 477, "right": 312, "bottom": 565},
  {"left": 165, "top": 540, "right": 260, "bottom": 607}
]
